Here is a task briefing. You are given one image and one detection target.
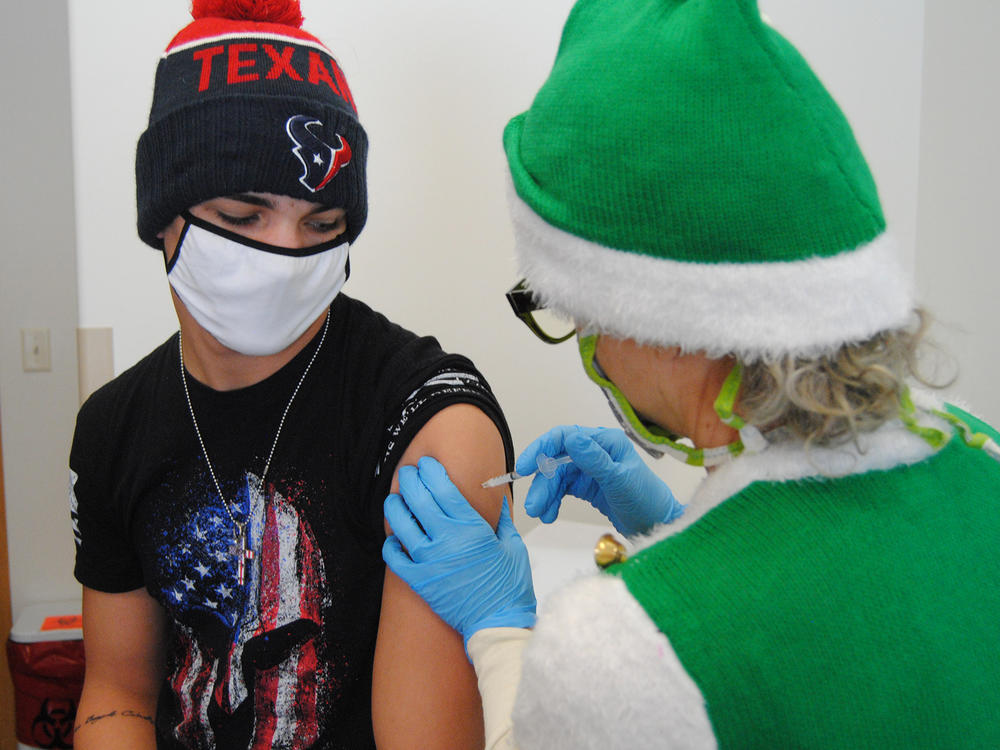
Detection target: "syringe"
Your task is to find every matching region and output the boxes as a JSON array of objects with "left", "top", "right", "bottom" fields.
[{"left": 481, "top": 453, "right": 573, "bottom": 488}]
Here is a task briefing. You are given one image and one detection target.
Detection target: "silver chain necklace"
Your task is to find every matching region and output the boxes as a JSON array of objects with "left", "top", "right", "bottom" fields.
[{"left": 178, "top": 310, "right": 330, "bottom": 586}]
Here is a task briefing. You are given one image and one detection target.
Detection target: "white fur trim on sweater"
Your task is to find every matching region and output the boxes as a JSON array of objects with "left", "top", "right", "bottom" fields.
[
  {"left": 512, "top": 574, "right": 717, "bottom": 750},
  {"left": 635, "top": 403, "right": 949, "bottom": 551},
  {"left": 507, "top": 177, "right": 914, "bottom": 361}
]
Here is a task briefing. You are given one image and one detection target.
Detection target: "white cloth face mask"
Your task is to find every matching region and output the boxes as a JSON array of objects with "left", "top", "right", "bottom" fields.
[{"left": 166, "top": 211, "right": 350, "bottom": 356}]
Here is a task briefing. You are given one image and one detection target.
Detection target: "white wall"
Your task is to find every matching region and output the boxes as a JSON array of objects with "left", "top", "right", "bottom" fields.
[
  {"left": 760, "top": 0, "right": 926, "bottom": 275},
  {"left": 916, "top": 0, "right": 1000, "bottom": 425},
  {"left": 0, "top": 1, "right": 82, "bottom": 618},
  {"left": 9, "top": 0, "right": 996, "bottom": 619}
]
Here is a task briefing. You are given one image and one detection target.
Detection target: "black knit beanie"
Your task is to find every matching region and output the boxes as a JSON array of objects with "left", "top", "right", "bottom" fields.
[{"left": 136, "top": 0, "right": 368, "bottom": 249}]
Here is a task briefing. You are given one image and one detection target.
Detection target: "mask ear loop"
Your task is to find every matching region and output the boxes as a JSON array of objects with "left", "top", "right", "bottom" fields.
[
  {"left": 713, "top": 362, "right": 768, "bottom": 454},
  {"left": 577, "top": 336, "right": 762, "bottom": 466},
  {"left": 899, "top": 386, "right": 1000, "bottom": 462},
  {"left": 164, "top": 214, "right": 194, "bottom": 274},
  {"left": 577, "top": 335, "right": 677, "bottom": 460}
]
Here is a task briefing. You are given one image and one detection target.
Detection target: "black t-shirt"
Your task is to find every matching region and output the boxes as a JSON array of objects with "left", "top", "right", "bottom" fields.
[{"left": 70, "top": 294, "right": 513, "bottom": 749}]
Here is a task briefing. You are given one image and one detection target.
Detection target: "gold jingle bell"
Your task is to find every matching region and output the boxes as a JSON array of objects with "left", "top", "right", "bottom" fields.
[{"left": 594, "top": 533, "right": 628, "bottom": 569}]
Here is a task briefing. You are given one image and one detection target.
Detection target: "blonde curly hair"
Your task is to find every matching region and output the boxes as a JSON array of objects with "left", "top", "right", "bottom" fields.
[{"left": 738, "top": 309, "right": 950, "bottom": 448}]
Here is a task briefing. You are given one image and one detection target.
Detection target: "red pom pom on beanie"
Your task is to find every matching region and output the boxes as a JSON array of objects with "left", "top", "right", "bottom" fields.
[{"left": 190, "top": 0, "right": 304, "bottom": 27}]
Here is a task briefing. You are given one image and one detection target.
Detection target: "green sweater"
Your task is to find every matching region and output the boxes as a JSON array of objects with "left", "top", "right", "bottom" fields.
[{"left": 615, "top": 410, "right": 1000, "bottom": 748}]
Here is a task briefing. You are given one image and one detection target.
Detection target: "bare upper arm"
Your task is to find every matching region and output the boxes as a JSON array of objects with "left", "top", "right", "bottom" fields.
[
  {"left": 382, "top": 402, "right": 508, "bottom": 534},
  {"left": 372, "top": 402, "right": 509, "bottom": 749},
  {"left": 75, "top": 586, "right": 167, "bottom": 748}
]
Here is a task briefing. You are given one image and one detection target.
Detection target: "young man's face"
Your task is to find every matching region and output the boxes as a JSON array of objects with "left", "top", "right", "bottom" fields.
[{"left": 159, "top": 192, "right": 347, "bottom": 261}]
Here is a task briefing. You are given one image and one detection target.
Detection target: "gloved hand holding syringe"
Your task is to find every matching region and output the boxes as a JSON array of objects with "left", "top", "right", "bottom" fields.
[
  {"left": 481, "top": 453, "right": 573, "bottom": 488},
  {"left": 481, "top": 426, "right": 684, "bottom": 537}
]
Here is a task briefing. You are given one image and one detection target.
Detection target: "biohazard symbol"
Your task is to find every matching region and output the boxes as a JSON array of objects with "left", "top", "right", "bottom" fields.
[{"left": 31, "top": 697, "right": 76, "bottom": 749}]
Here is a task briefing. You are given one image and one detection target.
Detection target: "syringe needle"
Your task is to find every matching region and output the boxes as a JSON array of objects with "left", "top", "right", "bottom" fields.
[
  {"left": 480, "top": 471, "right": 524, "bottom": 489},
  {"left": 480, "top": 453, "right": 573, "bottom": 489}
]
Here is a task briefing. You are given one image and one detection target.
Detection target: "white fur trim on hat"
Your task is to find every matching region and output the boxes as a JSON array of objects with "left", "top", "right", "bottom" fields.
[{"left": 507, "top": 176, "right": 915, "bottom": 362}]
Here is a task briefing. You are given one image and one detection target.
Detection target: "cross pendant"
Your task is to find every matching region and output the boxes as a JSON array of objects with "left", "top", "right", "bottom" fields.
[{"left": 234, "top": 526, "right": 255, "bottom": 586}]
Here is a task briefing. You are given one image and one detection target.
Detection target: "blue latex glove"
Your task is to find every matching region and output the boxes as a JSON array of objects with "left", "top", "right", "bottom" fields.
[
  {"left": 519, "top": 425, "right": 684, "bottom": 537},
  {"left": 382, "top": 456, "right": 536, "bottom": 648}
]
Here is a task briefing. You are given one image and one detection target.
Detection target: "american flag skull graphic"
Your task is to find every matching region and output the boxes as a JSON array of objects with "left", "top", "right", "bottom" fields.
[{"left": 165, "top": 475, "right": 333, "bottom": 749}]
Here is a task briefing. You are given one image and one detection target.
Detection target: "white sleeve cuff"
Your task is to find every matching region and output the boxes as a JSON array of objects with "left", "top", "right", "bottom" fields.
[{"left": 467, "top": 627, "right": 532, "bottom": 750}]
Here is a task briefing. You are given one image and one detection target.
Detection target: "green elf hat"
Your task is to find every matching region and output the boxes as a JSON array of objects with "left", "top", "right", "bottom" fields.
[{"left": 504, "top": 0, "right": 913, "bottom": 362}]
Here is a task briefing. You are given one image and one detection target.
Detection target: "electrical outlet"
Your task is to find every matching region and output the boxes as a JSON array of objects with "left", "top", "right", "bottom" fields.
[{"left": 21, "top": 328, "right": 52, "bottom": 372}]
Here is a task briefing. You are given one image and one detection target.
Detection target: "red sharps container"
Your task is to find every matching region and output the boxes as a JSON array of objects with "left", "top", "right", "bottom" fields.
[{"left": 6, "top": 600, "right": 85, "bottom": 749}]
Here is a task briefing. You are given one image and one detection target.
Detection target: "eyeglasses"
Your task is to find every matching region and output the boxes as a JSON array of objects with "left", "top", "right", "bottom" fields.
[{"left": 505, "top": 279, "right": 576, "bottom": 344}]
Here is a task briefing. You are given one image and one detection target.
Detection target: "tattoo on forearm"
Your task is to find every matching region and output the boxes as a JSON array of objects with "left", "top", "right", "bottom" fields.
[{"left": 74, "top": 708, "right": 155, "bottom": 732}]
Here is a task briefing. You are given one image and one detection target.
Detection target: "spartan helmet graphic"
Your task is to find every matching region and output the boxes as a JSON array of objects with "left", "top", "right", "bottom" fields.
[
  {"left": 285, "top": 115, "right": 352, "bottom": 193},
  {"left": 167, "top": 475, "right": 335, "bottom": 749}
]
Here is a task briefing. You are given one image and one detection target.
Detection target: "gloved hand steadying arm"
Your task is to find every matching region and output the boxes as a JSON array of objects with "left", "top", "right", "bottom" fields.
[
  {"left": 519, "top": 425, "right": 684, "bottom": 537},
  {"left": 382, "top": 456, "right": 536, "bottom": 648}
]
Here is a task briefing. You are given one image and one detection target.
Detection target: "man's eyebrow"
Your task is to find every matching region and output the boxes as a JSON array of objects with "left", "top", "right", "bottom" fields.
[
  {"left": 223, "top": 194, "right": 340, "bottom": 217},
  {"left": 226, "top": 193, "right": 274, "bottom": 208}
]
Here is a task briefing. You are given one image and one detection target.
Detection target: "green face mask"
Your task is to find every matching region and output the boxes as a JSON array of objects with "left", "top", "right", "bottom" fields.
[{"left": 577, "top": 335, "right": 767, "bottom": 467}]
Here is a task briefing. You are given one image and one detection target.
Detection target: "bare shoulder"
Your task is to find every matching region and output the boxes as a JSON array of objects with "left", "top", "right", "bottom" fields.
[{"left": 386, "top": 402, "right": 509, "bottom": 528}]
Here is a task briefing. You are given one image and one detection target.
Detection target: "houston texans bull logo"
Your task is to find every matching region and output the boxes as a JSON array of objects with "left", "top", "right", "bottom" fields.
[{"left": 286, "top": 115, "right": 352, "bottom": 193}]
